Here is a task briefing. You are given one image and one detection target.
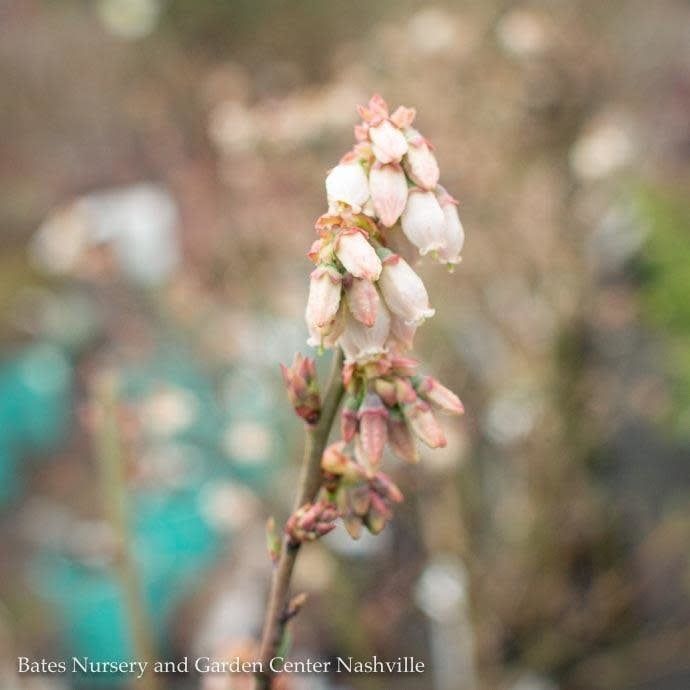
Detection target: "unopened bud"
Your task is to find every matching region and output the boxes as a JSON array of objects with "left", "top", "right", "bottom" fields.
[
  {"left": 373, "top": 379, "right": 397, "bottom": 407},
  {"left": 394, "top": 377, "right": 418, "bottom": 405},
  {"left": 346, "top": 276, "right": 379, "bottom": 327},
  {"left": 365, "top": 493, "right": 392, "bottom": 535},
  {"left": 372, "top": 472, "right": 404, "bottom": 504},
  {"left": 349, "top": 485, "right": 372, "bottom": 516},
  {"left": 344, "top": 514, "right": 363, "bottom": 540},
  {"left": 281, "top": 353, "right": 321, "bottom": 425},
  {"left": 390, "top": 105, "right": 416, "bottom": 129},
  {"left": 357, "top": 93, "right": 389, "bottom": 125},
  {"left": 357, "top": 393, "right": 389, "bottom": 470},
  {"left": 285, "top": 501, "right": 338, "bottom": 545},
  {"left": 340, "top": 395, "right": 359, "bottom": 442},
  {"left": 402, "top": 399, "right": 447, "bottom": 448},
  {"left": 387, "top": 409, "right": 419, "bottom": 464},
  {"left": 321, "top": 441, "right": 361, "bottom": 481},
  {"left": 413, "top": 375, "right": 464, "bottom": 415}
]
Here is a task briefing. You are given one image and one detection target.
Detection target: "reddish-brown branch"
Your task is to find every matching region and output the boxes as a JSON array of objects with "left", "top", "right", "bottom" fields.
[{"left": 255, "top": 348, "right": 345, "bottom": 690}]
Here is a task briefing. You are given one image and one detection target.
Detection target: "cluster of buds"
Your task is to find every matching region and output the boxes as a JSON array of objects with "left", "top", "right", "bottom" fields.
[
  {"left": 305, "top": 94, "right": 464, "bottom": 362},
  {"left": 341, "top": 354, "right": 464, "bottom": 473},
  {"left": 283, "top": 95, "right": 466, "bottom": 543},
  {"left": 284, "top": 501, "right": 338, "bottom": 546},
  {"left": 320, "top": 441, "right": 404, "bottom": 538},
  {"left": 280, "top": 353, "right": 321, "bottom": 425}
]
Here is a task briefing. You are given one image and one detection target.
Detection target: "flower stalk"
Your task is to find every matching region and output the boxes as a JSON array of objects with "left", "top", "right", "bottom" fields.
[
  {"left": 255, "top": 349, "right": 344, "bottom": 690},
  {"left": 255, "top": 94, "right": 467, "bottom": 689}
]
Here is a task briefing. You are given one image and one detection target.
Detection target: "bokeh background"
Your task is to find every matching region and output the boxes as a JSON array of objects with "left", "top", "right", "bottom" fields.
[{"left": 1, "top": 1, "right": 689, "bottom": 689}]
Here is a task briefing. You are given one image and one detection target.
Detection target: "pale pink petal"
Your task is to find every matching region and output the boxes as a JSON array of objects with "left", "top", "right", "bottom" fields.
[
  {"left": 400, "top": 190, "right": 447, "bottom": 256},
  {"left": 369, "top": 162, "right": 408, "bottom": 227},
  {"left": 346, "top": 276, "right": 380, "bottom": 327},
  {"left": 335, "top": 229, "right": 382, "bottom": 280},
  {"left": 378, "top": 253, "right": 435, "bottom": 326},
  {"left": 369, "top": 120, "right": 408, "bottom": 164}
]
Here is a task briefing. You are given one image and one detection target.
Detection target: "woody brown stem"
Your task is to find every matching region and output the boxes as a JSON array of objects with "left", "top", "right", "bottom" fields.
[{"left": 255, "top": 348, "right": 344, "bottom": 690}]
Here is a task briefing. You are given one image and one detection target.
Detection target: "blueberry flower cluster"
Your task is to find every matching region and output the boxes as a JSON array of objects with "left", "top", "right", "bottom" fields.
[
  {"left": 284, "top": 94, "right": 465, "bottom": 541},
  {"left": 306, "top": 93, "right": 465, "bottom": 362}
]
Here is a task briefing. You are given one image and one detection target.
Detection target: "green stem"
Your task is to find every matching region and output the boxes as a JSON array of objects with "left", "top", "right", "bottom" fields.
[
  {"left": 95, "top": 374, "right": 162, "bottom": 690},
  {"left": 255, "top": 349, "right": 345, "bottom": 690}
]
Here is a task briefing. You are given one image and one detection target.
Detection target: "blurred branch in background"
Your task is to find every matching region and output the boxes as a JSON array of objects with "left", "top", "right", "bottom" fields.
[{"left": 92, "top": 372, "right": 161, "bottom": 690}]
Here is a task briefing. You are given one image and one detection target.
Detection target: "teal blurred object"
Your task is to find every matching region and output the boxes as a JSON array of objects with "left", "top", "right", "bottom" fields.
[
  {"left": 26, "top": 341, "right": 287, "bottom": 684},
  {"left": 0, "top": 343, "right": 73, "bottom": 505},
  {"left": 0, "top": 343, "right": 72, "bottom": 451},
  {"left": 120, "top": 342, "right": 288, "bottom": 492},
  {"left": 0, "top": 434, "right": 20, "bottom": 505},
  {"left": 31, "top": 488, "right": 218, "bottom": 687},
  {"left": 32, "top": 554, "right": 134, "bottom": 687},
  {"left": 132, "top": 486, "right": 219, "bottom": 605}
]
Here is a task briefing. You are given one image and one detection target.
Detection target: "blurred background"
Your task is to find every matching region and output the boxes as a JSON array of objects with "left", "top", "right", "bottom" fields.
[{"left": 1, "top": 1, "right": 689, "bottom": 689}]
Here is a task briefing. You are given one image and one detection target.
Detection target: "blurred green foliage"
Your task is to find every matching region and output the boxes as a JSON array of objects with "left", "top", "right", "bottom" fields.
[{"left": 637, "top": 186, "right": 690, "bottom": 437}]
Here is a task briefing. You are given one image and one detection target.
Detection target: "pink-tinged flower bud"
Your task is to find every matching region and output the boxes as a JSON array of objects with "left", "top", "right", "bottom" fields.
[
  {"left": 403, "top": 139, "right": 440, "bottom": 190},
  {"left": 307, "top": 303, "right": 345, "bottom": 349},
  {"left": 372, "top": 472, "right": 404, "bottom": 503},
  {"left": 394, "top": 377, "right": 418, "bottom": 405},
  {"left": 378, "top": 253, "right": 435, "bottom": 326},
  {"left": 280, "top": 353, "right": 321, "bottom": 425},
  {"left": 365, "top": 493, "right": 392, "bottom": 535},
  {"left": 335, "top": 229, "right": 382, "bottom": 281},
  {"left": 325, "top": 162, "right": 370, "bottom": 212},
  {"left": 400, "top": 189, "right": 447, "bottom": 256},
  {"left": 357, "top": 393, "right": 389, "bottom": 470},
  {"left": 390, "top": 356, "right": 419, "bottom": 376},
  {"left": 369, "top": 162, "right": 408, "bottom": 227},
  {"left": 387, "top": 409, "right": 419, "bottom": 464},
  {"left": 339, "top": 298, "right": 391, "bottom": 363},
  {"left": 373, "top": 378, "right": 397, "bottom": 407},
  {"left": 340, "top": 395, "right": 359, "bottom": 442},
  {"left": 354, "top": 123, "right": 369, "bottom": 142},
  {"left": 387, "top": 314, "right": 418, "bottom": 352},
  {"left": 357, "top": 93, "right": 389, "bottom": 124},
  {"left": 285, "top": 501, "right": 338, "bottom": 544},
  {"left": 344, "top": 515, "right": 363, "bottom": 540},
  {"left": 414, "top": 375, "right": 464, "bottom": 415},
  {"left": 402, "top": 399, "right": 447, "bottom": 448},
  {"left": 369, "top": 120, "right": 409, "bottom": 164},
  {"left": 305, "top": 265, "right": 342, "bottom": 330},
  {"left": 321, "top": 440, "right": 349, "bottom": 475},
  {"left": 349, "top": 485, "right": 371, "bottom": 516},
  {"left": 436, "top": 188, "right": 465, "bottom": 265},
  {"left": 346, "top": 276, "right": 379, "bottom": 327},
  {"left": 390, "top": 105, "right": 416, "bottom": 129}
]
